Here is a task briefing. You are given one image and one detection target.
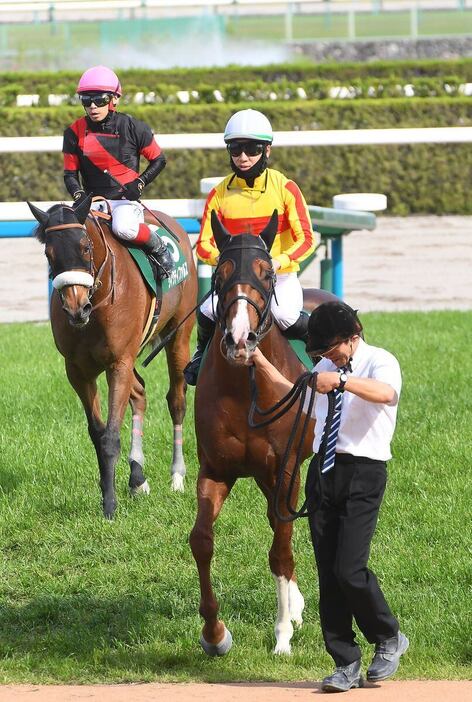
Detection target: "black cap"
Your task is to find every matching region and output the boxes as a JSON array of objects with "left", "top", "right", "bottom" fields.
[{"left": 306, "top": 301, "right": 362, "bottom": 354}]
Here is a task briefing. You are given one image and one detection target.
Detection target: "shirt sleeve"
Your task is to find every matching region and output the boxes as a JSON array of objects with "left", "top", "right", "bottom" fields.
[
  {"left": 273, "top": 180, "right": 316, "bottom": 270},
  {"left": 62, "top": 126, "right": 80, "bottom": 172},
  {"left": 195, "top": 187, "right": 221, "bottom": 266},
  {"left": 371, "top": 350, "right": 402, "bottom": 406}
]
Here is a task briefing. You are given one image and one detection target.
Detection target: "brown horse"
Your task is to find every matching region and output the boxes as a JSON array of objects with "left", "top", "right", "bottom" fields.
[
  {"left": 189, "top": 212, "right": 336, "bottom": 656},
  {"left": 28, "top": 195, "right": 197, "bottom": 518}
]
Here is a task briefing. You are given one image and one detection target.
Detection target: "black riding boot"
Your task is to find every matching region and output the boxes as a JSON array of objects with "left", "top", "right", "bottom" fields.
[
  {"left": 142, "top": 228, "right": 174, "bottom": 279},
  {"left": 282, "top": 311, "right": 309, "bottom": 344},
  {"left": 183, "top": 312, "right": 216, "bottom": 386}
]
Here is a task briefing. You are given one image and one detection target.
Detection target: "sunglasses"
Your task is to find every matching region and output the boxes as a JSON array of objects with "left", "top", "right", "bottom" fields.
[
  {"left": 79, "top": 93, "right": 112, "bottom": 108},
  {"left": 308, "top": 338, "right": 350, "bottom": 359},
  {"left": 227, "top": 142, "right": 265, "bottom": 157}
]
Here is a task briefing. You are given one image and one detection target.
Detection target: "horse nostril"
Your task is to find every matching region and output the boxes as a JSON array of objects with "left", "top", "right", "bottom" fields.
[
  {"left": 82, "top": 302, "right": 92, "bottom": 317},
  {"left": 247, "top": 332, "right": 257, "bottom": 345},
  {"left": 225, "top": 331, "right": 235, "bottom": 348}
]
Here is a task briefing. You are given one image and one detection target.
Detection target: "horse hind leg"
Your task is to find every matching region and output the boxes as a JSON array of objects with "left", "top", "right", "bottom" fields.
[
  {"left": 164, "top": 317, "right": 193, "bottom": 492},
  {"left": 128, "top": 369, "right": 150, "bottom": 496}
]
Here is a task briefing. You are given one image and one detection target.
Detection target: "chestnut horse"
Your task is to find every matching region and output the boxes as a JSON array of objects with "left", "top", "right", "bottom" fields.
[
  {"left": 28, "top": 195, "right": 197, "bottom": 518},
  {"left": 189, "top": 212, "right": 336, "bottom": 656}
]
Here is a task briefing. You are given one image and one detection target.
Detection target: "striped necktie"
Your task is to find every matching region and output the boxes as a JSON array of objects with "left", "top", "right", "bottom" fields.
[{"left": 320, "top": 364, "right": 350, "bottom": 474}]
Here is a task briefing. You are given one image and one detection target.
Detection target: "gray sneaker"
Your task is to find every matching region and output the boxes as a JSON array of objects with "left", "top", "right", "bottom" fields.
[
  {"left": 321, "top": 659, "right": 364, "bottom": 693},
  {"left": 367, "top": 631, "right": 409, "bottom": 682}
]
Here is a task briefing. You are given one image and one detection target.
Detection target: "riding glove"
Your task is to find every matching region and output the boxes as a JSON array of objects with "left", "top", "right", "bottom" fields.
[
  {"left": 72, "top": 190, "right": 88, "bottom": 207},
  {"left": 123, "top": 178, "right": 145, "bottom": 201}
]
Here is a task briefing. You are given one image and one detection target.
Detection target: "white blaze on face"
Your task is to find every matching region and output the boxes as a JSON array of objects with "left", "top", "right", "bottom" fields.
[{"left": 230, "top": 297, "right": 251, "bottom": 347}]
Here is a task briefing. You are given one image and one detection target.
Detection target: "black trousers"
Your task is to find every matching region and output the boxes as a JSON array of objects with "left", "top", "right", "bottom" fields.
[{"left": 306, "top": 453, "right": 399, "bottom": 666}]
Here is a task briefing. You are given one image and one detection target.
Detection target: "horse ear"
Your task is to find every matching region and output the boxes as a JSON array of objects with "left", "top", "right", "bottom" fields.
[
  {"left": 27, "top": 201, "right": 49, "bottom": 228},
  {"left": 211, "top": 210, "right": 231, "bottom": 252},
  {"left": 260, "top": 209, "right": 279, "bottom": 252},
  {"left": 73, "top": 193, "right": 93, "bottom": 224}
]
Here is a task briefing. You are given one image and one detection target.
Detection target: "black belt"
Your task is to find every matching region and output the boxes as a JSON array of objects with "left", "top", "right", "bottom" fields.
[{"left": 335, "top": 453, "right": 384, "bottom": 465}]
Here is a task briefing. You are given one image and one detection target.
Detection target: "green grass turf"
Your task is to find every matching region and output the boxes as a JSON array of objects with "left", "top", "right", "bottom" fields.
[{"left": 0, "top": 312, "right": 470, "bottom": 682}]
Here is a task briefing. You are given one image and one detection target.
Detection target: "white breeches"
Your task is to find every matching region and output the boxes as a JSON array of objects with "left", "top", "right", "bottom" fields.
[
  {"left": 91, "top": 199, "right": 144, "bottom": 241},
  {"left": 200, "top": 272, "right": 303, "bottom": 330}
]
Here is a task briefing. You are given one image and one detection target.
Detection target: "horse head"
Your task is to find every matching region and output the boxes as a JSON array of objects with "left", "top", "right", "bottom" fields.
[
  {"left": 211, "top": 209, "right": 278, "bottom": 365},
  {"left": 28, "top": 195, "right": 95, "bottom": 327}
]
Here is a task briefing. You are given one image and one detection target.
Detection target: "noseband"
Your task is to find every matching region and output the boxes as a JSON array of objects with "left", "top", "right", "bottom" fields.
[{"left": 213, "top": 236, "right": 276, "bottom": 341}]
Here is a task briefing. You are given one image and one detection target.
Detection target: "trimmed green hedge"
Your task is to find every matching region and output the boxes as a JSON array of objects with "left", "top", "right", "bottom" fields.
[
  {"left": 1, "top": 98, "right": 471, "bottom": 214},
  {"left": 1, "top": 58, "right": 472, "bottom": 94},
  {"left": 1, "top": 59, "right": 472, "bottom": 107}
]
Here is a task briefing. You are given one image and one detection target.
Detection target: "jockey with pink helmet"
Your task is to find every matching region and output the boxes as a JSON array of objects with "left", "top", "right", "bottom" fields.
[
  {"left": 76, "top": 65, "right": 122, "bottom": 98},
  {"left": 62, "top": 65, "right": 173, "bottom": 278}
]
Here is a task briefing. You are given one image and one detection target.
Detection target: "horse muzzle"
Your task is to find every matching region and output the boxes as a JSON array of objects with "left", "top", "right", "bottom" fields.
[
  {"left": 65, "top": 302, "right": 92, "bottom": 328},
  {"left": 57, "top": 285, "right": 93, "bottom": 328},
  {"left": 223, "top": 330, "right": 258, "bottom": 365}
]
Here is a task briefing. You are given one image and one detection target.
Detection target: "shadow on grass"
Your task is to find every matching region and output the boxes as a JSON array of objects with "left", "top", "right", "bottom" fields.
[{"left": 0, "top": 593, "right": 291, "bottom": 680}]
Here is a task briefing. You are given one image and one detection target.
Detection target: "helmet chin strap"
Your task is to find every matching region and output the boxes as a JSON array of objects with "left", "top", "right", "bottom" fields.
[{"left": 229, "top": 149, "right": 269, "bottom": 186}]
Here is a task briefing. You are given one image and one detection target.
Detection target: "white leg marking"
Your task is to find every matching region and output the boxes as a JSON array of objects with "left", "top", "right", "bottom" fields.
[
  {"left": 230, "top": 298, "right": 250, "bottom": 347},
  {"left": 129, "top": 414, "right": 144, "bottom": 467},
  {"left": 272, "top": 574, "right": 293, "bottom": 655},
  {"left": 288, "top": 579, "right": 305, "bottom": 628},
  {"left": 171, "top": 424, "right": 185, "bottom": 493}
]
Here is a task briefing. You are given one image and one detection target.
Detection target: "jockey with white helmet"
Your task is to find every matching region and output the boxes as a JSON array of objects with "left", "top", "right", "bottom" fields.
[
  {"left": 62, "top": 65, "right": 173, "bottom": 278},
  {"left": 184, "top": 108, "right": 317, "bottom": 385}
]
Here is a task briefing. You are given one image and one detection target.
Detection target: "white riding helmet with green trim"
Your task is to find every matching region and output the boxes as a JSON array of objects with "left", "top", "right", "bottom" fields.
[{"left": 224, "top": 109, "right": 273, "bottom": 144}]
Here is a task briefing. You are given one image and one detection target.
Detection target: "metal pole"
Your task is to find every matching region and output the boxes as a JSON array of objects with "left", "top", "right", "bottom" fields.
[
  {"left": 285, "top": 2, "right": 293, "bottom": 42},
  {"left": 411, "top": 5, "right": 418, "bottom": 39},
  {"left": 319, "top": 238, "right": 333, "bottom": 292},
  {"left": 331, "top": 236, "right": 344, "bottom": 298}
]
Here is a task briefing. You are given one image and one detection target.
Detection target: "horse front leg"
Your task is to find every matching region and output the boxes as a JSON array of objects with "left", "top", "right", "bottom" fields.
[
  {"left": 94, "top": 360, "right": 134, "bottom": 519},
  {"left": 258, "top": 477, "right": 305, "bottom": 655},
  {"left": 164, "top": 318, "right": 193, "bottom": 492},
  {"left": 189, "top": 472, "right": 234, "bottom": 656},
  {"left": 64, "top": 363, "right": 109, "bottom": 512},
  {"left": 128, "top": 369, "right": 150, "bottom": 497}
]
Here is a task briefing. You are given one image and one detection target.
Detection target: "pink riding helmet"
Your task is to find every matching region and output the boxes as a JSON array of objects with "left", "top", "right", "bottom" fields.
[{"left": 77, "top": 66, "right": 122, "bottom": 96}]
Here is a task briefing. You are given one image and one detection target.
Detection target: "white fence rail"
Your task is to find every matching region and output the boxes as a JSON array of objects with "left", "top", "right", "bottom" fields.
[
  {"left": 0, "top": 199, "right": 206, "bottom": 221},
  {"left": 1, "top": 127, "right": 472, "bottom": 154}
]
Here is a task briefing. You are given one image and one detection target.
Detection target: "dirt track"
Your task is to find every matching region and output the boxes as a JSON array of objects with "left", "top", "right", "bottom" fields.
[
  {"left": 2, "top": 680, "right": 471, "bottom": 701},
  {"left": 1, "top": 215, "right": 472, "bottom": 323}
]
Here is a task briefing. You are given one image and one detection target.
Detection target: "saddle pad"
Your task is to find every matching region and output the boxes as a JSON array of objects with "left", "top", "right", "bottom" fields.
[
  {"left": 288, "top": 338, "right": 313, "bottom": 370},
  {"left": 127, "top": 228, "right": 189, "bottom": 296}
]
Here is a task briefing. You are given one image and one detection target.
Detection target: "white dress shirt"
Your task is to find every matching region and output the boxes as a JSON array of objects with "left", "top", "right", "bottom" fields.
[{"left": 307, "top": 338, "right": 402, "bottom": 461}]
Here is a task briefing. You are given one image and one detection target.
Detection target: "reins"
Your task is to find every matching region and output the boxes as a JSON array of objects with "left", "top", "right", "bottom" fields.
[
  {"left": 248, "top": 366, "right": 337, "bottom": 522},
  {"left": 87, "top": 213, "right": 116, "bottom": 311}
]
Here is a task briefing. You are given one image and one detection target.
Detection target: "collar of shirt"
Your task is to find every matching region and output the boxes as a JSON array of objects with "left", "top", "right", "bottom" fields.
[{"left": 227, "top": 171, "right": 268, "bottom": 192}]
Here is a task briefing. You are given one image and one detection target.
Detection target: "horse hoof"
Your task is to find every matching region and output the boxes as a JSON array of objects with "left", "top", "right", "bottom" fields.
[
  {"left": 171, "top": 474, "right": 185, "bottom": 492},
  {"left": 200, "top": 626, "right": 233, "bottom": 657},
  {"left": 273, "top": 640, "right": 292, "bottom": 656},
  {"left": 130, "top": 480, "right": 150, "bottom": 497}
]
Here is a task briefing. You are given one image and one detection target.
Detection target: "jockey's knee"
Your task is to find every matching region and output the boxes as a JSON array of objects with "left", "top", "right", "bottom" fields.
[
  {"left": 273, "top": 311, "right": 300, "bottom": 330},
  {"left": 111, "top": 220, "right": 139, "bottom": 241}
]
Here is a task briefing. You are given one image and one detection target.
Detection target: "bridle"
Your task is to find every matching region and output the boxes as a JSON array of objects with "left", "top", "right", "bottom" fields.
[
  {"left": 45, "top": 210, "right": 116, "bottom": 312},
  {"left": 213, "top": 236, "right": 276, "bottom": 345}
]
